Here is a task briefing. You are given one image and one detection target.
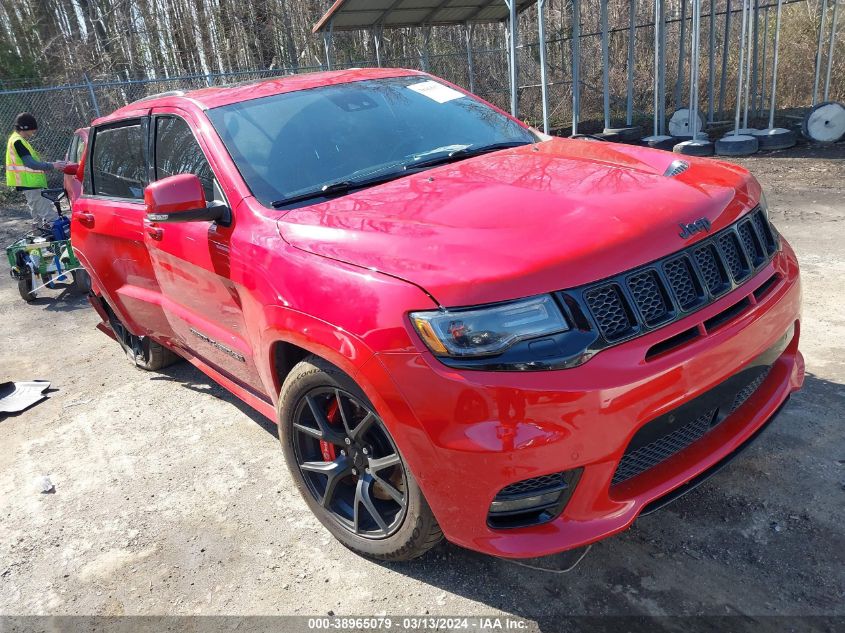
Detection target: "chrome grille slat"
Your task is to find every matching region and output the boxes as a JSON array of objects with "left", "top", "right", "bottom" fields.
[{"left": 576, "top": 209, "right": 776, "bottom": 345}]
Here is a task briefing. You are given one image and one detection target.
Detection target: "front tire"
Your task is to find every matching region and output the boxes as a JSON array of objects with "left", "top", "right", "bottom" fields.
[
  {"left": 71, "top": 268, "right": 91, "bottom": 294},
  {"left": 277, "top": 355, "right": 443, "bottom": 561},
  {"left": 18, "top": 276, "right": 35, "bottom": 302}
]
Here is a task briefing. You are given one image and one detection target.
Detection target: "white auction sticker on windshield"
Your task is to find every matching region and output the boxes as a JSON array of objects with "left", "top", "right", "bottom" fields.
[{"left": 408, "top": 80, "right": 465, "bottom": 103}]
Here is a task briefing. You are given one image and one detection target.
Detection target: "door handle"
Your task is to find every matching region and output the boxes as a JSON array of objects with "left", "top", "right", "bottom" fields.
[
  {"left": 77, "top": 212, "right": 95, "bottom": 227},
  {"left": 145, "top": 224, "right": 164, "bottom": 241}
]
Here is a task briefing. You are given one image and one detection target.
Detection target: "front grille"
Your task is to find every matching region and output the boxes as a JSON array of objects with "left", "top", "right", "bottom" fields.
[
  {"left": 730, "top": 367, "right": 772, "bottom": 413},
  {"left": 613, "top": 409, "right": 717, "bottom": 486},
  {"left": 575, "top": 208, "right": 777, "bottom": 347},
  {"left": 663, "top": 256, "right": 703, "bottom": 310},
  {"left": 584, "top": 285, "right": 635, "bottom": 340},
  {"left": 693, "top": 243, "right": 730, "bottom": 296},
  {"left": 627, "top": 270, "right": 671, "bottom": 326},
  {"left": 718, "top": 232, "right": 750, "bottom": 282},
  {"left": 612, "top": 364, "right": 774, "bottom": 486}
]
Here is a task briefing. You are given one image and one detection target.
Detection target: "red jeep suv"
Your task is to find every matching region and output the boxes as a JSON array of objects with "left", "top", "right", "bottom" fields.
[{"left": 70, "top": 69, "right": 804, "bottom": 561}]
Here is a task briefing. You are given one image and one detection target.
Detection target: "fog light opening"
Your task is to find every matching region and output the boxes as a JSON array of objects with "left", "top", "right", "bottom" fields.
[{"left": 487, "top": 468, "right": 582, "bottom": 530}]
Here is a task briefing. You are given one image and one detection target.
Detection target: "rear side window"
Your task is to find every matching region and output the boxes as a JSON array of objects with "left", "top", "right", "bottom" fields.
[
  {"left": 91, "top": 122, "right": 146, "bottom": 199},
  {"left": 154, "top": 116, "right": 214, "bottom": 202}
]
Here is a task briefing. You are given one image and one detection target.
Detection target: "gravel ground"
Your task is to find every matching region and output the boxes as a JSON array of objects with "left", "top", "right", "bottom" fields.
[{"left": 0, "top": 143, "right": 843, "bottom": 626}]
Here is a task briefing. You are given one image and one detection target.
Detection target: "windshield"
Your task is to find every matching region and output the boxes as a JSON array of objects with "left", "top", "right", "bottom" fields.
[{"left": 206, "top": 76, "right": 536, "bottom": 207}]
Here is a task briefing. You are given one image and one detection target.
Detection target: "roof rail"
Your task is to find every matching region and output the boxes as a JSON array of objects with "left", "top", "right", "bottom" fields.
[{"left": 133, "top": 90, "right": 185, "bottom": 103}]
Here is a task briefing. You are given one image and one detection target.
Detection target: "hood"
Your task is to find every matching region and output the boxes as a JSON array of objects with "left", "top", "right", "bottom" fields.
[{"left": 277, "top": 138, "right": 761, "bottom": 307}]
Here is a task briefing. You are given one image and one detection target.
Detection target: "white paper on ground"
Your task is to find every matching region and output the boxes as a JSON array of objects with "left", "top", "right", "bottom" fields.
[{"left": 407, "top": 80, "right": 465, "bottom": 104}]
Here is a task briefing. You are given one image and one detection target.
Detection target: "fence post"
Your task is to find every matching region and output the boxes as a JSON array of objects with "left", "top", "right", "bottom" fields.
[
  {"left": 465, "top": 23, "right": 475, "bottom": 93},
  {"left": 83, "top": 73, "right": 101, "bottom": 119}
]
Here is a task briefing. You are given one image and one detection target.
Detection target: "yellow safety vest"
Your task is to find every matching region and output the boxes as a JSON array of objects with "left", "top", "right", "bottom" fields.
[{"left": 5, "top": 131, "right": 48, "bottom": 189}]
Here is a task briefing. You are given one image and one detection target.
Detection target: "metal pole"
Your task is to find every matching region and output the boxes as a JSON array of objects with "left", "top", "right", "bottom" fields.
[
  {"left": 538, "top": 0, "right": 550, "bottom": 134},
  {"left": 707, "top": 0, "right": 716, "bottom": 122},
  {"left": 768, "top": 0, "right": 784, "bottom": 129},
  {"left": 83, "top": 73, "right": 101, "bottom": 119},
  {"left": 373, "top": 26, "right": 383, "bottom": 67},
  {"left": 627, "top": 0, "right": 636, "bottom": 126},
  {"left": 674, "top": 0, "right": 688, "bottom": 110},
  {"left": 420, "top": 27, "right": 431, "bottom": 72},
  {"left": 572, "top": 0, "right": 581, "bottom": 134},
  {"left": 718, "top": 0, "right": 732, "bottom": 116},
  {"left": 760, "top": 6, "right": 769, "bottom": 115},
  {"left": 465, "top": 23, "right": 476, "bottom": 94},
  {"left": 733, "top": 0, "right": 750, "bottom": 135},
  {"left": 323, "top": 20, "right": 334, "bottom": 71},
  {"left": 812, "top": 0, "right": 828, "bottom": 106},
  {"left": 750, "top": 0, "right": 760, "bottom": 119},
  {"left": 689, "top": 0, "right": 701, "bottom": 137},
  {"left": 823, "top": 0, "right": 840, "bottom": 100},
  {"left": 602, "top": 0, "right": 610, "bottom": 129},
  {"left": 507, "top": 0, "right": 518, "bottom": 117},
  {"left": 742, "top": 0, "right": 754, "bottom": 128},
  {"left": 658, "top": 0, "right": 667, "bottom": 134},
  {"left": 654, "top": 0, "right": 663, "bottom": 135}
]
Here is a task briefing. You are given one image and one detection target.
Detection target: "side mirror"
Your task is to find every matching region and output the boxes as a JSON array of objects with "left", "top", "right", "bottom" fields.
[
  {"left": 62, "top": 162, "right": 79, "bottom": 175},
  {"left": 144, "top": 174, "right": 228, "bottom": 224}
]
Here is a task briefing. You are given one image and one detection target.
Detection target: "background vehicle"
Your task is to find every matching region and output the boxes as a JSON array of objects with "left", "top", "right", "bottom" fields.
[{"left": 71, "top": 69, "right": 804, "bottom": 562}]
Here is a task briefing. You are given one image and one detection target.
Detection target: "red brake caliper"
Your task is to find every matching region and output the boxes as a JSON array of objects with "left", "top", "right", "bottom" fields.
[{"left": 320, "top": 400, "right": 339, "bottom": 462}]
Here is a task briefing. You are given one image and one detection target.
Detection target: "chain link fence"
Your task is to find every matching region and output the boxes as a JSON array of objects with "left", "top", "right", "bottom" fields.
[{"left": 1, "top": 0, "right": 839, "bottom": 201}]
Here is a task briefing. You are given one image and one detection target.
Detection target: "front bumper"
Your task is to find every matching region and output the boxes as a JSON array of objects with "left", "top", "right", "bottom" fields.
[{"left": 360, "top": 244, "right": 804, "bottom": 559}]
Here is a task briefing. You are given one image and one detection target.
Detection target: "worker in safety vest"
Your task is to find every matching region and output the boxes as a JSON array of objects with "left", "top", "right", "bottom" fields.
[{"left": 5, "top": 112, "right": 67, "bottom": 226}]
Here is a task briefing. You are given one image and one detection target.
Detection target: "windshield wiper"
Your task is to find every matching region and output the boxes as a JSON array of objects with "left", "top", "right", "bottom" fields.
[
  {"left": 271, "top": 170, "right": 405, "bottom": 208},
  {"left": 270, "top": 141, "right": 533, "bottom": 208},
  {"left": 407, "top": 141, "right": 533, "bottom": 170}
]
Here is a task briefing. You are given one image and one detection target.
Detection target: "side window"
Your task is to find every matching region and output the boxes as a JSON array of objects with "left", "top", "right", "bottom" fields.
[
  {"left": 73, "top": 134, "right": 86, "bottom": 162},
  {"left": 66, "top": 135, "right": 78, "bottom": 162},
  {"left": 155, "top": 116, "right": 215, "bottom": 203},
  {"left": 91, "top": 122, "right": 146, "bottom": 199}
]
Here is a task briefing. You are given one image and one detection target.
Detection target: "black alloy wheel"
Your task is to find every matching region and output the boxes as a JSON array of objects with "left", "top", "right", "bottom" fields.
[{"left": 291, "top": 386, "right": 408, "bottom": 539}]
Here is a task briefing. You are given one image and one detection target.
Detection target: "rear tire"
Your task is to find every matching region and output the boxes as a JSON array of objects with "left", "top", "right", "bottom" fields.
[
  {"left": 106, "top": 307, "right": 181, "bottom": 371},
  {"left": 277, "top": 355, "right": 443, "bottom": 561}
]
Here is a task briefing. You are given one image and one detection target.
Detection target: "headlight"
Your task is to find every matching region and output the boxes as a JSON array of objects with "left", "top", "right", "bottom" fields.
[{"left": 410, "top": 295, "right": 569, "bottom": 358}]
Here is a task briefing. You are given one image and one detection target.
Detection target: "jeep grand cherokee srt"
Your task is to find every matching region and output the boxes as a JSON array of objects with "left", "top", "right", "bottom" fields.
[{"left": 70, "top": 69, "right": 804, "bottom": 561}]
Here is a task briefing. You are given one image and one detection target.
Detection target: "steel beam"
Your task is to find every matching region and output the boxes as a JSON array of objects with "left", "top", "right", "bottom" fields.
[
  {"left": 812, "top": 0, "right": 828, "bottom": 106},
  {"left": 823, "top": 0, "right": 840, "bottom": 100},
  {"left": 465, "top": 23, "right": 476, "bottom": 93},
  {"left": 707, "top": 0, "right": 716, "bottom": 122},
  {"left": 719, "top": 0, "right": 732, "bottom": 117},
  {"left": 602, "top": 0, "right": 610, "bottom": 129},
  {"left": 627, "top": 0, "right": 636, "bottom": 126},
  {"left": 506, "top": 0, "right": 518, "bottom": 117},
  {"left": 733, "top": 0, "right": 750, "bottom": 135},
  {"left": 323, "top": 19, "right": 335, "bottom": 70},
  {"left": 538, "top": 0, "right": 550, "bottom": 133},
  {"left": 768, "top": 0, "right": 784, "bottom": 129},
  {"left": 674, "top": 0, "right": 688, "bottom": 109},
  {"left": 572, "top": 0, "right": 581, "bottom": 134}
]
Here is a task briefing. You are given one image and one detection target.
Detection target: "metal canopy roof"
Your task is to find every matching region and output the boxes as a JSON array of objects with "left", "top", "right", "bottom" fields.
[{"left": 313, "top": 0, "right": 535, "bottom": 33}]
